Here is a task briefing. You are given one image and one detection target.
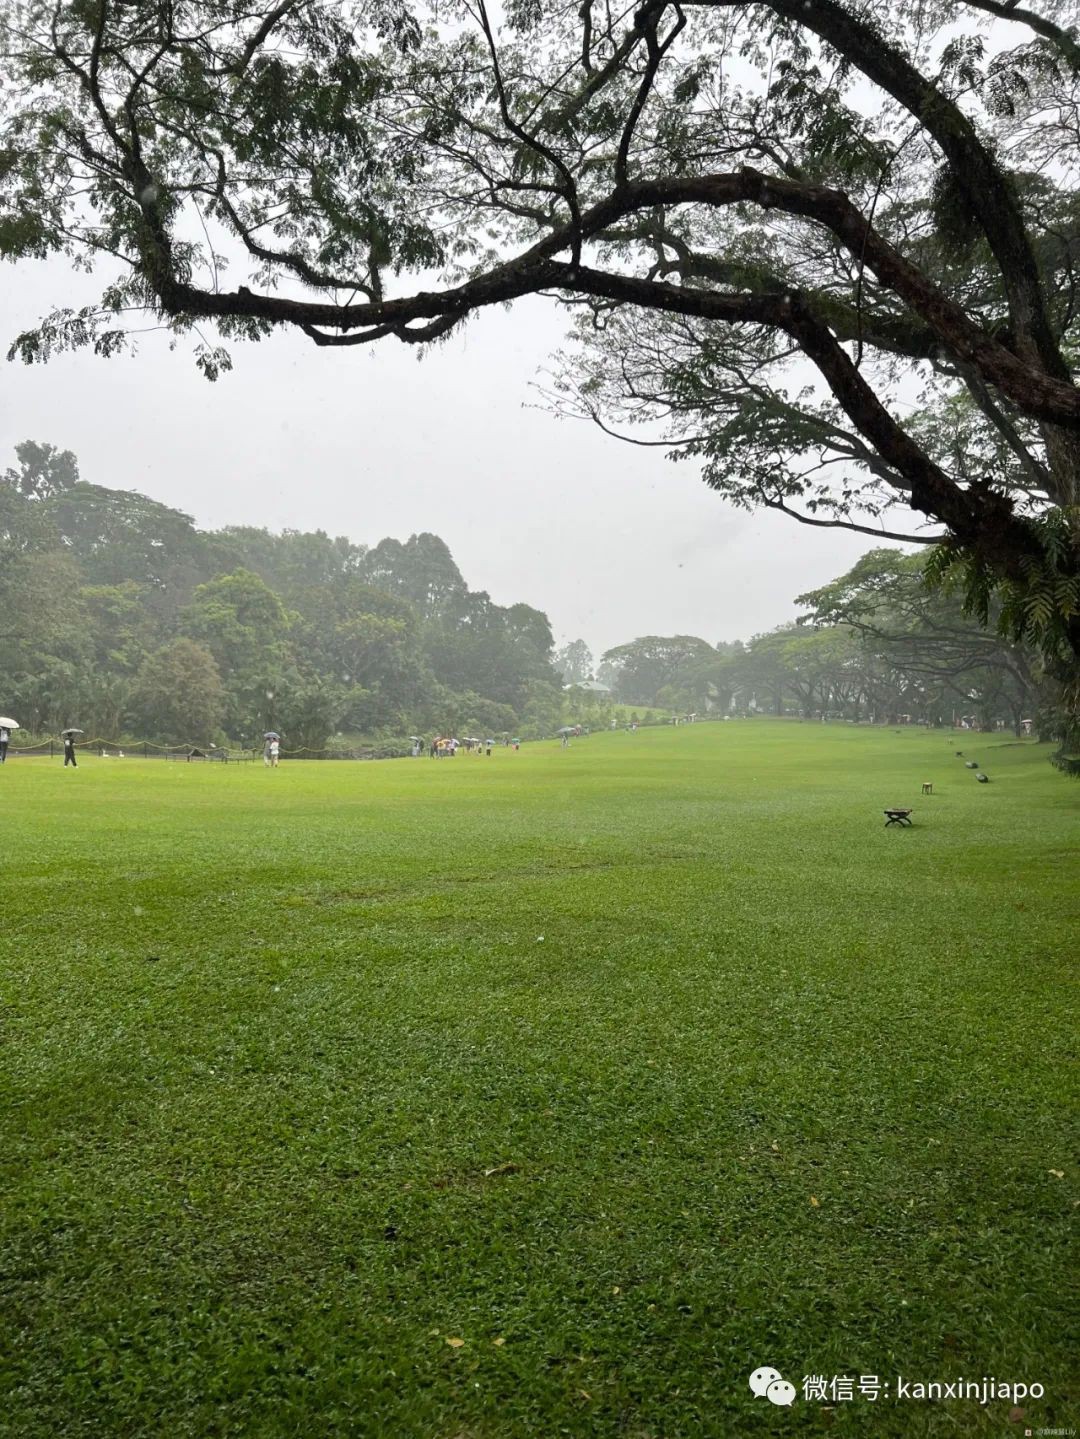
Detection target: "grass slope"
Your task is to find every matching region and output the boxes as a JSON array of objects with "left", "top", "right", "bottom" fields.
[{"left": 0, "top": 722, "right": 1076, "bottom": 1437}]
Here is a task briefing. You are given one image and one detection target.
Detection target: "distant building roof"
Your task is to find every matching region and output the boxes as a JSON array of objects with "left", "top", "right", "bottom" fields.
[{"left": 564, "top": 679, "right": 611, "bottom": 693}]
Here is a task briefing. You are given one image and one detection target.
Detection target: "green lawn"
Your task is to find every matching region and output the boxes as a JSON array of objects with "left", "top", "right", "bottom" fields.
[{"left": 1, "top": 722, "right": 1076, "bottom": 1437}]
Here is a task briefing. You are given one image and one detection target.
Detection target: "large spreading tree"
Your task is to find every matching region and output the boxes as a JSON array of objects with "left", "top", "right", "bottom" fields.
[{"left": 2, "top": 0, "right": 1078, "bottom": 724}]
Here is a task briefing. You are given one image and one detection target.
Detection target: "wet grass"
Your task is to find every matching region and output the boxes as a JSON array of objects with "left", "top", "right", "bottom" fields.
[{"left": 0, "top": 722, "right": 1076, "bottom": 1437}]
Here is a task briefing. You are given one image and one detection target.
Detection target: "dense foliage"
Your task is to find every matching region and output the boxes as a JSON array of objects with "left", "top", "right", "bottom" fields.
[
  {"left": 0, "top": 440, "right": 1059, "bottom": 745},
  {"left": 600, "top": 550, "right": 1048, "bottom": 734},
  {"left": 2, "top": 0, "right": 1077, "bottom": 707},
  {"left": 0, "top": 443, "right": 564, "bottom": 746}
]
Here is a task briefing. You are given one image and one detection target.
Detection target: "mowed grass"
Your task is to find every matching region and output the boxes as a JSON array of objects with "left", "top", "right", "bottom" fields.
[{"left": 0, "top": 722, "right": 1076, "bottom": 1438}]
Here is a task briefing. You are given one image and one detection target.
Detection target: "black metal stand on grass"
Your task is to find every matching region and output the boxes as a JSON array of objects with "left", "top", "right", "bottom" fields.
[{"left": 884, "top": 808, "right": 913, "bottom": 827}]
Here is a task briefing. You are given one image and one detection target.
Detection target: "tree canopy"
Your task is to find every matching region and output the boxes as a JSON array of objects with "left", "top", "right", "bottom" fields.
[
  {"left": 2, "top": 0, "right": 1078, "bottom": 677},
  {"left": 0, "top": 439, "right": 1058, "bottom": 745},
  {"left": 602, "top": 634, "right": 718, "bottom": 708},
  {"left": 0, "top": 442, "right": 567, "bottom": 745},
  {"left": 554, "top": 638, "right": 594, "bottom": 685},
  {"left": 797, "top": 548, "right": 1040, "bottom": 731}
]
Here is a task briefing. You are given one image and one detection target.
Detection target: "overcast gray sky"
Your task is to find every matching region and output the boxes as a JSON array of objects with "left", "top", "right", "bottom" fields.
[{"left": 3, "top": 256, "right": 875, "bottom": 656}]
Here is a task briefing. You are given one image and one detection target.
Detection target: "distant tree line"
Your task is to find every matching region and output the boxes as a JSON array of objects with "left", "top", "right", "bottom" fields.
[
  {"left": 1, "top": 442, "right": 1061, "bottom": 750},
  {"left": 590, "top": 550, "right": 1052, "bottom": 737},
  {"left": 4, "top": 0, "right": 1077, "bottom": 705},
  {"left": 0, "top": 442, "right": 566, "bottom": 748}
]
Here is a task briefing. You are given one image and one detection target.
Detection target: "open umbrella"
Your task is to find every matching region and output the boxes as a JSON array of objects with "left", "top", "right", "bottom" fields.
[
  {"left": 60, "top": 727, "right": 85, "bottom": 736},
  {"left": 263, "top": 731, "right": 280, "bottom": 740},
  {"left": 0, "top": 717, "right": 19, "bottom": 729},
  {"left": 410, "top": 736, "right": 422, "bottom": 742},
  {"left": 556, "top": 726, "right": 575, "bottom": 736}
]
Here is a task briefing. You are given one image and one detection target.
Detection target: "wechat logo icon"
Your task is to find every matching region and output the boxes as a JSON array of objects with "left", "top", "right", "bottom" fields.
[{"left": 749, "top": 1366, "right": 797, "bottom": 1407}]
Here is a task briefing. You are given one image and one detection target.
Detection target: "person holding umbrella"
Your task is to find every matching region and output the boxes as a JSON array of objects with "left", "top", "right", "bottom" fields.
[
  {"left": 62, "top": 727, "right": 83, "bottom": 767},
  {"left": 263, "top": 732, "right": 279, "bottom": 767},
  {"left": 0, "top": 718, "right": 16, "bottom": 764}
]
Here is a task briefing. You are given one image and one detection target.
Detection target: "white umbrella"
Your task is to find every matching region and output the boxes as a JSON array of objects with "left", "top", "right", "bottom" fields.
[{"left": 0, "top": 717, "right": 19, "bottom": 729}]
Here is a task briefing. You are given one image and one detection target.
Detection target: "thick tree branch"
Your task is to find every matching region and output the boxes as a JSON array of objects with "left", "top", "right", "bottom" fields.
[
  {"left": 148, "top": 168, "right": 1080, "bottom": 426},
  {"left": 704, "top": 0, "right": 1071, "bottom": 384},
  {"left": 652, "top": 234, "right": 939, "bottom": 360},
  {"left": 964, "top": 0, "right": 1080, "bottom": 71},
  {"left": 614, "top": 2, "right": 685, "bottom": 188}
]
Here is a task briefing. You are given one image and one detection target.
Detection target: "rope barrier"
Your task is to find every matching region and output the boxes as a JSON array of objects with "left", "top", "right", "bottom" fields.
[
  {"left": 6, "top": 735, "right": 385, "bottom": 757},
  {"left": 2, "top": 734, "right": 386, "bottom": 761},
  {"left": 2, "top": 714, "right": 708, "bottom": 761},
  {"left": 3, "top": 734, "right": 252, "bottom": 759}
]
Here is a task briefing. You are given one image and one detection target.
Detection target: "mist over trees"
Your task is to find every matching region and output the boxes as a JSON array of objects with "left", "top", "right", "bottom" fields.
[
  {"left": 0, "top": 446, "right": 566, "bottom": 746},
  {"left": 2, "top": 0, "right": 1077, "bottom": 742},
  {"left": 601, "top": 552, "right": 1046, "bottom": 733},
  {"left": 554, "top": 640, "right": 594, "bottom": 686},
  {"left": 1, "top": 442, "right": 1051, "bottom": 747}
]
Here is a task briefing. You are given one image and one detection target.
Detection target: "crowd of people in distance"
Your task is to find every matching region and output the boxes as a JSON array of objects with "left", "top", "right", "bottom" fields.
[{"left": 424, "top": 736, "right": 521, "bottom": 758}]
